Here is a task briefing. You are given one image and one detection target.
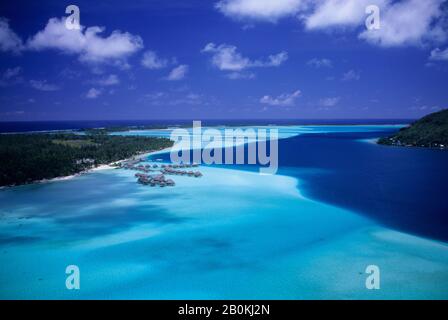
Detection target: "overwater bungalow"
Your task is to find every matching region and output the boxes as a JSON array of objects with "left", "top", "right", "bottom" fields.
[
  {"left": 153, "top": 174, "right": 165, "bottom": 181},
  {"left": 132, "top": 161, "right": 202, "bottom": 188},
  {"left": 137, "top": 176, "right": 150, "bottom": 185}
]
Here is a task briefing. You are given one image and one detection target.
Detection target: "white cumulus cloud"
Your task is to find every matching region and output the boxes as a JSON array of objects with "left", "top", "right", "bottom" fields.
[
  {"left": 95, "top": 74, "right": 120, "bottom": 86},
  {"left": 141, "top": 50, "right": 169, "bottom": 69},
  {"left": 307, "top": 58, "right": 333, "bottom": 68},
  {"left": 341, "top": 69, "right": 360, "bottom": 81},
  {"left": 3, "top": 66, "right": 22, "bottom": 79},
  {"left": 216, "top": 0, "right": 305, "bottom": 22},
  {"left": 319, "top": 97, "right": 340, "bottom": 107},
  {"left": 0, "top": 66, "right": 23, "bottom": 86},
  {"left": 216, "top": 0, "right": 447, "bottom": 48},
  {"left": 429, "top": 47, "right": 448, "bottom": 61},
  {"left": 0, "top": 18, "right": 24, "bottom": 54},
  {"left": 226, "top": 71, "right": 256, "bottom": 79},
  {"left": 202, "top": 42, "right": 288, "bottom": 72},
  {"left": 30, "top": 79, "right": 59, "bottom": 91},
  {"left": 260, "top": 89, "right": 301, "bottom": 106},
  {"left": 359, "top": 0, "right": 446, "bottom": 47},
  {"left": 27, "top": 17, "right": 143, "bottom": 64},
  {"left": 305, "top": 0, "right": 388, "bottom": 30},
  {"left": 202, "top": 43, "right": 250, "bottom": 71},
  {"left": 86, "top": 88, "right": 102, "bottom": 99},
  {"left": 166, "top": 65, "right": 189, "bottom": 81}
]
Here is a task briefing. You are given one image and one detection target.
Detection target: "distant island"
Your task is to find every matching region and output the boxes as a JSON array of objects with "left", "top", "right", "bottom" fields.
[
  {"left": 81, "top": 125, "right": 173, "bottom": 135},
  {"left": 0, "top": 133, "right": 173, "bottom": 187},
  {"left": 378, "top": 109, "right": 448, "bottom": 149}
]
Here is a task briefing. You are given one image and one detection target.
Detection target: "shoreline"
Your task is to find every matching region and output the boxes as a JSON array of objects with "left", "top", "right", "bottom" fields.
[
  {"left": 0, "top": 123, "right": 406, "bottom": 190},
  {"left": 0, "top": 146, "right": 173, "bottom": 190},
  {"left": 377, "top": 140, "right": 448, "bottom": 150}
]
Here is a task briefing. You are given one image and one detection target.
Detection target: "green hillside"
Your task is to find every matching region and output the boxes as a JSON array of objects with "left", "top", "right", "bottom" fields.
[
  {"left": 0, "top": 133, "right": 173, "bottom": 187},
  {"left": 378, "top": 109, "right": 448, "bottom": 149}
]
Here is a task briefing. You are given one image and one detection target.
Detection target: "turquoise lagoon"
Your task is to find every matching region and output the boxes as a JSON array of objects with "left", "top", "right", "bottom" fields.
[{"left": 0, "top": 125, "right": 447, "bottom": 299}]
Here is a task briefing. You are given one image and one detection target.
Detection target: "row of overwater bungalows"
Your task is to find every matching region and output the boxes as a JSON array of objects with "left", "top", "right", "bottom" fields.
[{"left": 122, "top": 160, "right": 203, "bottom": 187}]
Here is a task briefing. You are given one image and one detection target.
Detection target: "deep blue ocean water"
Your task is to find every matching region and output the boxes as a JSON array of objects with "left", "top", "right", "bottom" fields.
[
  {"left": 279, "top": 131, "right": 448, "bottom": 242},
  {"left": 149, "top": 126, "right": 448, "bottom": 242}
]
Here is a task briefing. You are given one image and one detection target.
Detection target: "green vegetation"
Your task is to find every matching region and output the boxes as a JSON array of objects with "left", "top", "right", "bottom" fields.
[
  {"left": 0, "top": 133, "right": 173, "bottom": 187},
  {"left": 378, "top": 109, "right": 448, "bottom": 148},
  {"left": 82, "top": 125, "right": 172, "bottom": 135},
  {"left": 52, "top": 139, "right": 100, "bottom": 148}
]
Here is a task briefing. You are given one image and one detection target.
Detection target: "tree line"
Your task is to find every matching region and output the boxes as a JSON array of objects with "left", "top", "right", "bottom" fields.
[{"left": 0, "top": 133, "right": 173, "bottom": 187}]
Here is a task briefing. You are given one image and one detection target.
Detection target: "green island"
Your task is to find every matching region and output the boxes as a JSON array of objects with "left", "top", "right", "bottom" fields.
[
  {"left": 0, "top": 133, "right": 173, "bottom": 187},
  {"left": 378, "top": 109, "right": 448, "bottom": 149},
  {"left": 81, "top": 125, "right": 172, "bottom": 135}
]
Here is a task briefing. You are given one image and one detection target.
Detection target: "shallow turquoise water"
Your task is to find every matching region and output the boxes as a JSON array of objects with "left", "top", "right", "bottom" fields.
[{"left": 0, "top": 125, "right": 447, "bottom": 299}]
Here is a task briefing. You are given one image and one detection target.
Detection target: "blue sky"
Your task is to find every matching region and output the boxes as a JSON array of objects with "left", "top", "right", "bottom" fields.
[{"left": 0, "top": 0, "right": 447, "bottom": 120}]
